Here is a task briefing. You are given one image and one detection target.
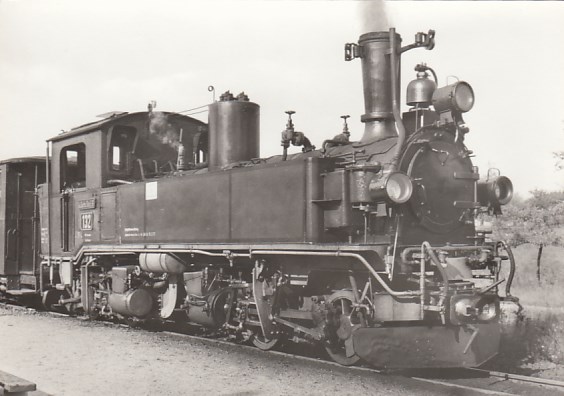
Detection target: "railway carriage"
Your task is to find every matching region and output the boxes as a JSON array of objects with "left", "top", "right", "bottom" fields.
[{"left": 0, "top": 157, "right": 45, "bottom": 296}]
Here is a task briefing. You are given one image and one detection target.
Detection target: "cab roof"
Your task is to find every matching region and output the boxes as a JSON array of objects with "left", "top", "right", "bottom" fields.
[
  {"left": 48, "top": 111, "right": 206, "bottom": 143},
  {"left": 0, "top": 156, "right": 45, "bottom": 165}
]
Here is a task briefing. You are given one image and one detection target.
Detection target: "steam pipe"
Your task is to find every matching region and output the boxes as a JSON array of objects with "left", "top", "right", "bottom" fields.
[
  {"left": 321, "top": 139, "right": 348, "bottom": 154},
  {"left": 389, "top": 28, "right": 407, "bottom": 172},
  {"left": 401, "top": 245, "right": 487, "bottom": 264},
  {"left": 422, "top": 242, "right": 449, "bottom": 302},
  {"left": 70, "top": 246, "right": 419, "bottom": 297},
  {"left": 251, "top": 249, "right": 420, "bottom": 297},
  {"left": 499, "top": 240, "right": 516, "bottom": 297}
]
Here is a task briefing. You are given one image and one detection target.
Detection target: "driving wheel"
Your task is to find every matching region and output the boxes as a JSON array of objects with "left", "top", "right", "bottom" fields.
[{"left": 324, "top": 290, "right": 361, "bottom": 366}]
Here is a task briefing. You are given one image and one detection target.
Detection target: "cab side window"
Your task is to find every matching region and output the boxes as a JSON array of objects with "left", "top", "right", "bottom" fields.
[
  {"left": 108, "top": 126, "right": 136, "bottom": 177},
  {"left": 61, "top": 143, "right": 86, "bottom": 189}
]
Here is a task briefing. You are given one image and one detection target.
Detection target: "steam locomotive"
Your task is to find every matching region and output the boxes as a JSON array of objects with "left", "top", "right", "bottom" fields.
[{"left": 0, "top": 28, "right": 516, "bottom": 368}]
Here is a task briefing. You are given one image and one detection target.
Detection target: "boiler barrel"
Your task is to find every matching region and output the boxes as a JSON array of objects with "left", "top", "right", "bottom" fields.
[{"left": 208, "top": 99, "right": 260, "bottom": 170}]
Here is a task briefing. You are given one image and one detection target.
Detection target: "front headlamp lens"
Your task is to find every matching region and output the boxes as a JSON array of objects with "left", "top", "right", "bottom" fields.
[
  {"left": 495, "top": 177, "right": 513, "bottom": 205},
  {"left": 494, "top": 185, "right": 501, "bottom": 199},
  {"left": 432, "top": 81, "right": 475, "bottom": 114},
  {"left": 453, "top": 82, "right": 475, "bottom": 112},
  {"left": 477, "top": 175, "right": 514, "bottom": 208}
]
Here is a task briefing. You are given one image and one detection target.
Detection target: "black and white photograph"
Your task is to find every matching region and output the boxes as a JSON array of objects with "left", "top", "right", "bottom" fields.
[{"left": 0, "top": 0, "right": 563, "bottom": 394}]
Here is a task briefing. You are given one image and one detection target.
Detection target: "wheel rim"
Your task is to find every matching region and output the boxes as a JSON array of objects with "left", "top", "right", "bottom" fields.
[
  {"left": 324, "top": 291, "right": 361, "bottom": 366},
  {"left": 42, "top": 289, "right": 72, "bottom": 313},
  {"left": 251, "top": 331, "right": 280, "bottom": 351}
]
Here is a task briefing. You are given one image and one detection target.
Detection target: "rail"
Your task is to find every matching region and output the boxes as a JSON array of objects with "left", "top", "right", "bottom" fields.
[{"left": 467, "top": 368, "right": 564, "bottom": 389}]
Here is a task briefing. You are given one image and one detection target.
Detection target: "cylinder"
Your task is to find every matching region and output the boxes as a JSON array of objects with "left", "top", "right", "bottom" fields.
[
  {"left": 358, "top": 32, "right": 401, "bottom": 142},
  {"left": 108, "top": 288, "right": 153, "bottom": 317},
  {"left": 139, "top": 253, "right": 185, "bottom": 274},
  {"left": 208, "top": 97, "right": 260, "bottom": 170},
  {"left": 185, "top": 288, "right": 230, "bottom": 328}
]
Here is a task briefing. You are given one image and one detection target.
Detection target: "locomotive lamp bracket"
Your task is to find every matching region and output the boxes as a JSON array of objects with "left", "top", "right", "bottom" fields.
[
  {"left": 399, "top": 30, "right": 436, "bottom": 54},
  {"left": 344, "top": 43, "right": 360, "bottom": 61},
  {"left": 345, "top": 29, "right": 435, "bottom": 60}
]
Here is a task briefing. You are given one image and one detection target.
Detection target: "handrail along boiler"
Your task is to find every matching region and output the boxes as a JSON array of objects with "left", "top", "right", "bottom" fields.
[{"left": 1, "top": 28, "right": 516, "bottom": 368}]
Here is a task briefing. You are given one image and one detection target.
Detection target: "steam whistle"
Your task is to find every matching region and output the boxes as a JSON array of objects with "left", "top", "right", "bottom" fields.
[{"left": 280, "top": 110, "right": 315, "bottom": 161}]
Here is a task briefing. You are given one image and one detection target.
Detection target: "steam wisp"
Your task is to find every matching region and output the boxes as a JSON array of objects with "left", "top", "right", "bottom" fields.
[
  {"left": 359, "top": 0, "right": 390, "bottom": 34},
  {"left": 148, "top": 111, "right": 181, "bottom": 149}
]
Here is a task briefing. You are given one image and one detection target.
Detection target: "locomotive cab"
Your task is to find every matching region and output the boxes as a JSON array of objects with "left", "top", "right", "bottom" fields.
[{"left": 37, "top": 112, "right": 207, "bottom": 304}]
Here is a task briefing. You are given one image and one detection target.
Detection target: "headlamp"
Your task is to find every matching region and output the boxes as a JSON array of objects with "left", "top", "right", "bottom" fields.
[
  {"left": 432, "top": 81, "right": 475, "bottom": 114},
  {"left": 477, "top": 176, "right": 513, "bottom": 212},
  {"left": 369, "top": 172, "right": 413, "bottom": 204}
]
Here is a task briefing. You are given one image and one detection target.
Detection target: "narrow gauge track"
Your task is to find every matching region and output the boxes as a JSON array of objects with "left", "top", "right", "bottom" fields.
[{"left": 2, "top": 303, "right": 563, "bottom": 395}]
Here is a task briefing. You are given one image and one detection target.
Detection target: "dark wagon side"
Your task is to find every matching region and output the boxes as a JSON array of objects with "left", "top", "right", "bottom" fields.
[{"left": 0, "top": 157, "right": 45, "bottom": 295}]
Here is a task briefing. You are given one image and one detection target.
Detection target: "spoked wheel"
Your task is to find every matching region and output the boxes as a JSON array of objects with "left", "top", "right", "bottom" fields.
[
  {"left": 251, "top": 327, "right": 282, "bottom": 351},
  {"left": 250, "top": 266, "right": 282, "bottom": 351},
  {"left": 248, "top": 303, "right": 282, "bottom": 351},
  {"left": 42, "top": 289, "right": 69, "bottom": 313},
  {"left": 324, "top": 290, "right": 361, "bottom": 366}
]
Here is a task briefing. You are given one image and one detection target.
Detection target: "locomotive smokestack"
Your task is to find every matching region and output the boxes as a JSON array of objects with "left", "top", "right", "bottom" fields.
[{"left": 346, "top": 31, "right": 401, "bottom": 142}]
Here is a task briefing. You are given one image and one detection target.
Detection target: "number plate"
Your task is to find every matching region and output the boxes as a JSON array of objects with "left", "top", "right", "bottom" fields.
[{"left": 80, "top": 212, "right": 94, "bottom": 230}]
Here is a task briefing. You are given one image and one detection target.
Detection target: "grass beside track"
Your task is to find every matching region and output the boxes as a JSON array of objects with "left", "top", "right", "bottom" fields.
[{"left": 493, "top": 244, "right": 564, "bottom": 380}]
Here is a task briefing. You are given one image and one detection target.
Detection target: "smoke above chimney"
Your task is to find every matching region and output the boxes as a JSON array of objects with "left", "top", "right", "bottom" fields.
[{"left": 358, "top": 0, "right": 390, "bottom": 34}]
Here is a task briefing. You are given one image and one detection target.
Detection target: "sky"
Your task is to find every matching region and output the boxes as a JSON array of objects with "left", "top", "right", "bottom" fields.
[{"left": 0, "top": 0, "right": 562, "bottom": 196}]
